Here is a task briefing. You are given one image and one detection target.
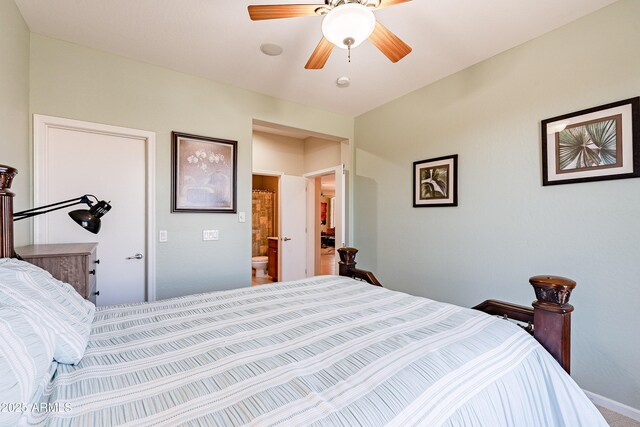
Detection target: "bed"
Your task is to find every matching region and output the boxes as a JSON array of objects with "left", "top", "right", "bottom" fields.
[{"left": 0, "top": 164, "right": 607, "bottom": 426}]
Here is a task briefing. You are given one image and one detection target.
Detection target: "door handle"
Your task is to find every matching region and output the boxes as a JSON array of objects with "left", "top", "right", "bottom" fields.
[
  {"left": 282, "top": 237, "right": 292, "bottom": 241},
  {"left": 126, "top": 253, "right": 144, "bottom": 260}
]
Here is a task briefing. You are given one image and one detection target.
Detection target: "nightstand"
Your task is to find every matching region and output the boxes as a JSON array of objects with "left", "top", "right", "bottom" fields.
[{"left": 16, "top": 243, "right": 99, "bottom": 304}]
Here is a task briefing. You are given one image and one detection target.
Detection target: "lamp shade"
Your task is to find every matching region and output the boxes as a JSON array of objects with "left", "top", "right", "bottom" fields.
[
  {"left": 322, "top": 4, "right": 376, "bottom": 49},
  {"left": 68, "top": 200, "right": 111, "bottom": 234}
]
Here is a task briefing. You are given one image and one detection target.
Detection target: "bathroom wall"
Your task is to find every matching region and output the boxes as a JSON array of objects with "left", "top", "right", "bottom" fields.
[
  {"left": 252, "top": 174, "right": 279, "bottom": 237},
  {"left": 251, "top": 190, "right": 274, "bottom": 257}
]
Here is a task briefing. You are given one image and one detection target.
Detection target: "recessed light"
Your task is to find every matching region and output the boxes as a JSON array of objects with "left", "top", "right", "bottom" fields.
[
  {"left": 336, "top": 76, "right": 351, "bottom": 88},
  {"left": 260, "top": 43, "right": 283, "bottom": 57}
]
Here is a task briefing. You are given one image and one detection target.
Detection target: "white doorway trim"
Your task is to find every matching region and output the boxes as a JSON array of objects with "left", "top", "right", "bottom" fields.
[
  {"left": 33, "top": 114, "right": 157, "bottom": 301},
  {"left": 303, "top": 165, "right": 345, "bottom": 277}
]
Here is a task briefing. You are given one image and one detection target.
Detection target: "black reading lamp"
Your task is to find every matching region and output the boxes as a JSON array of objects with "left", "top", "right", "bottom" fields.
[{"left": 14, "top": 195, "right": 112, "bottom": 234}]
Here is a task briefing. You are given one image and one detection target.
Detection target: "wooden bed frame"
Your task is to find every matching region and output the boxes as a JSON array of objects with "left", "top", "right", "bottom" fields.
[
  {"left": 0, "top": 164, "right": 576, "bottom": 374},
  {"left": 337, "top": 248, "right": 576, "bottom": 374}
]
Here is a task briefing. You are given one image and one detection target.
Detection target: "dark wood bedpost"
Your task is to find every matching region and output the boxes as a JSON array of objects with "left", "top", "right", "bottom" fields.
[
  {"left": 337, "top": 247, "right": 382, "bottom": 286},
  {"left": 530, "top": 275, "right": 576, "bottom": 374},
  {"left": 337, "top": 247, "right": 577, "bottom": 374},
  {"left": 0, "top": 165, "right": 18, "bottom": 258}
]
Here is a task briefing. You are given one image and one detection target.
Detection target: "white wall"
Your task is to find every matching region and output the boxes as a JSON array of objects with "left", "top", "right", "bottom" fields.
[
  {"left": 0, "top": 0, "right": 30, "bottom": 245},
  {"left": 354, "top": 0, "right": 640, "bottom": 410},
  {"left": 29, "top": 34, "right": 353, "bottom": 299}
]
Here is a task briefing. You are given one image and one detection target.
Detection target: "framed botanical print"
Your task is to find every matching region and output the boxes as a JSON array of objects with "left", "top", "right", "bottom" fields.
[
  {"left": 171, "top": 131, "right": 237, "bottom": 213},
  {"left": 413, "top": 154, "right": 458, "bottom": 207},
  {"left": 541, "top": 97, "right": 639, "bottom": 186}
]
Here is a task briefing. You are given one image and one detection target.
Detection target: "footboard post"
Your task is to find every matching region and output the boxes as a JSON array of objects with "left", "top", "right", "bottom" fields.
[
  {"left": 337, "top": 247, "right": 383, "bottom": 286},
  {"left": 530, "top": 275, "right": 576, "bottom": 374},
  {"left": 338, "top": 247, "right": 358, "bottom": 277},
  {"left": 0, "top": 165, "right": 18, "bottom": 259}
]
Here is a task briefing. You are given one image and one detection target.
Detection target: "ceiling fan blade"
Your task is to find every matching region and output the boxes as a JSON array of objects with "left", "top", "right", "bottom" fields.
[
  {"left": 368, "top": 22, "right": 412, "bottom": 63},
  {"left": 248, "top": 4, "right": 320, "bottom": 21},
  {"left": 305, "top": 37, "right": 334, "bottom": 69},
  {"left": 376, "top": 0, "right": 412, "bottom": 9}
]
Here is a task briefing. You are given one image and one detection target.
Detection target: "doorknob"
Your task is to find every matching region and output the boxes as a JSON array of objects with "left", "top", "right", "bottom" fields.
[
  {"left": 126, "top": 253, "right": 144, "bottom": 260},
  {"left": 283, "top": 237, "right": 292, "bottom": 241}
]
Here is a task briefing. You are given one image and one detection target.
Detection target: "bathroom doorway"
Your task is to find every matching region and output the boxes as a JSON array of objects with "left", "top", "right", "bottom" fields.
[
  {"left": 251, "top": 119, "right": 350, "bottom": 285},
  {"left": 252, "top": 174, "right": 279, "bottom": 285}
]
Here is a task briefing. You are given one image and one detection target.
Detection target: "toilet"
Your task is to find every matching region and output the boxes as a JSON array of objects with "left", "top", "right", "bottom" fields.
[{"left": 252, "top": 256, "right": 269, "bottom": 277}]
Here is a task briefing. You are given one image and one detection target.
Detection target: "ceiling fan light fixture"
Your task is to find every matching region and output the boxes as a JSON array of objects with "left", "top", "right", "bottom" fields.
[{"left": 321, "top": 4, "right": 376, "bottom": 49}]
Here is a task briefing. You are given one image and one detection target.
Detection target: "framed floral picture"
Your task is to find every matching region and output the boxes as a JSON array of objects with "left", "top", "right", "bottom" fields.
[
  {"left": 541, "top": 97, "right": 640, "bottom": 186},
  {"left": 171, "top": 131, "right": 237, "bottom": 213},
  {"left": 413, "top": 154, "right": 458, "bottom": 207}
]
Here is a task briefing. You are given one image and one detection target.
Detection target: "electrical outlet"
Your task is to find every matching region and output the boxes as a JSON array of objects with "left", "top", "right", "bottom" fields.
[
  {"left": 159, "top": 230, "right": 168, "bottom": 242},
  {"left": 203, "top": 230, "right": 219, "bottom": 241},
  {"left": 238, "top": 212, "right": 246, "bottom": 223}
]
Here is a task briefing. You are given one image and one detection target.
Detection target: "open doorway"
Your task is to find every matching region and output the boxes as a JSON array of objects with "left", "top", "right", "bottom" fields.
[
  {"left": 251, "top": 120, "right": 349, "bottom": 284},
  {"left": 251, "top": 174, "right": 279, "bottom": 286},
  {"left": 319, "top": 174, "right": 336, "bottom": 275}
]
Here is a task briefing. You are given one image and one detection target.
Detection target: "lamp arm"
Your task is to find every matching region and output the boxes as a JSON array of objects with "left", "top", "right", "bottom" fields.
[{"left": 14, "top": 195, "right": 92, "bottom": 221}]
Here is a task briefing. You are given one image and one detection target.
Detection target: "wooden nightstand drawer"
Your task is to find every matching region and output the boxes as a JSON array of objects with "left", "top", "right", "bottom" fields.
[{"left": 16, "top": 243, "right": 99, "bottom": 303}]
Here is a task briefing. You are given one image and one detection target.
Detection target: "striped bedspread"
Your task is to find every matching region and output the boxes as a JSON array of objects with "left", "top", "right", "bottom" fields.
[{"left": 27, "top": 276, "right": 605, "bottom": 426}]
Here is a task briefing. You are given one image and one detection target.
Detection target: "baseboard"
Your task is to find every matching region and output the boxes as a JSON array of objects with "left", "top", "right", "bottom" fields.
[{"left": 584, "top": 389, "right": 640, "bottom": 422}]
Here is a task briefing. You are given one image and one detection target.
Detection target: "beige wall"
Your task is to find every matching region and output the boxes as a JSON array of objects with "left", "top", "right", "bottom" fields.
[
  {"left": 29, "top": 34, "right": 353, "bottom": 299},
  {"left": 252, "top": 131, "right": 305, "bottom": 176},
  {"left": 0, "top": 0, "right": 30, "bottom": 245},
  {"left": 252, "top": 131, "right": 343, "bottom": 176},
  {"left": 354, "top": 0, "right": 640, "bottom": 409},
  {"left": 304, "top": 137, "right": 342, "bottom": 174}
]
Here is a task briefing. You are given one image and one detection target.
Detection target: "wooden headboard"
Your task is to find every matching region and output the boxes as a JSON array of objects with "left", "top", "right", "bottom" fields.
[{"left": 0, "top": 165, "right": 18, "bottom": 258}]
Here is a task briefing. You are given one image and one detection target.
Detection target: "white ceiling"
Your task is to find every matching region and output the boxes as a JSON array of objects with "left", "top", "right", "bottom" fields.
[{"left": 15, "top": 0, "right": 618, "bottom": 117}]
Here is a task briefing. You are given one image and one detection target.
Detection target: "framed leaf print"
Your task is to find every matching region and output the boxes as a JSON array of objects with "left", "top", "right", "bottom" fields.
[
  {"left": 541, "top": 97, "right": 640, "bottom": 186},
  {"left": 413, "top": 154, "right": 458, "bottom": 207}
]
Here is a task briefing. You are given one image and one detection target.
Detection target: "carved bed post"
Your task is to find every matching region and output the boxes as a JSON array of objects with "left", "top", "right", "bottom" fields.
[
  {"left": 530, "top": 275, "right": 576, "bottom": 374},
  {"left": 337, "top": 247, "right": 383, "bottom": 286},
  {"left": 0, "top": 165, "right": 18, "bottom": 258},
  {"left": 338, "top": 247, "right": 358, "bottom": 276}
]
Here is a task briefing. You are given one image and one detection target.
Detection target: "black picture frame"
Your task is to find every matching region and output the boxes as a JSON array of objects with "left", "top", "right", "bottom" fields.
[
  {"left": 413, "top": 154, "right": 458, "bottom": 207},
  {"left": 541, "top": 97, "right": 640, "bottom": 186},
  {"left": 171, "top": 131, "right": 238, "bottom": 213}
]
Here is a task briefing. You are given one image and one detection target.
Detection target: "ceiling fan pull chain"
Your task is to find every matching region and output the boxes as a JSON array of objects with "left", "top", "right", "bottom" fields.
[{"left": 348, "top": 44, "right": 351, "bottom": 62}]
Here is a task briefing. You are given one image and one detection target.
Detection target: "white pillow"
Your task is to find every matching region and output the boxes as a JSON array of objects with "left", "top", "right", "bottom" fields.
[
  {"left": 0, "top": 258, "right": 95, "bottom": 364},
  {"left": 0, "top": 305, "right": 56, "bottom": 427}
]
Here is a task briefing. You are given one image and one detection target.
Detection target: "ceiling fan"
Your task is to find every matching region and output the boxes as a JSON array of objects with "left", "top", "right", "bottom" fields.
[{"left": 248, "top": 0, "right": 412, "bottom": 69}]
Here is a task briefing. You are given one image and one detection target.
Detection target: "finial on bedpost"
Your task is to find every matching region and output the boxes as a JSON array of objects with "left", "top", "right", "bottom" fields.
[
  {"left": 338, "top": 247, "right": 358, "bottom": 276},
  {"left": 529, "top": 275, "right": 576, "bottom": 374},
  {"left": 0, "top": 165, "right": 18, "bottom": 258}
]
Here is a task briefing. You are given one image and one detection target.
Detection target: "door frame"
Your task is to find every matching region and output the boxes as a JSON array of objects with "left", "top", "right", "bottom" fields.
[
  {"left": 33, "top": 114, "right": 157, "bottom": 301},
  {"left": 303, "top": 165, "right": 344, "bottom": 276}
]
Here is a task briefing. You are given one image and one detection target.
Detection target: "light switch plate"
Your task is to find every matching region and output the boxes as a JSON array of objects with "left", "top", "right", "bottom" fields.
[
  {"left": 238, "top": 212, "right": 246, "bottom": 223},
  {"left": 159, "top": 230, "right": 168, "bottom": 242},
  {"left": 203, "top": 230, "right": 219, "bottom": 241}
]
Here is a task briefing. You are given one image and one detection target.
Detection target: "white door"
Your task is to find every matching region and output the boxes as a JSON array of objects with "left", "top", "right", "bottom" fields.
[
  {"left": 280, "top": 175, "right": 307, "bottom": 281},
  {"left": 33, "top": 115, "right": 155, "bottom": 306},
  {"left": 333, "top": 165, "right": 346, "bottom": 270}
]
